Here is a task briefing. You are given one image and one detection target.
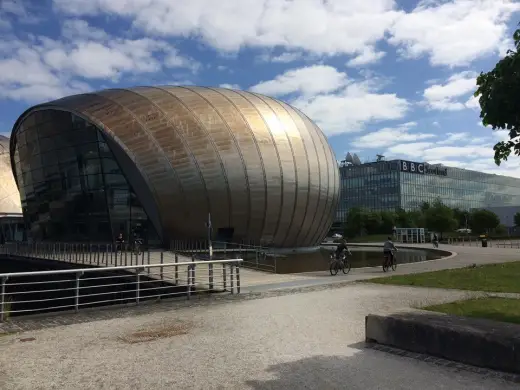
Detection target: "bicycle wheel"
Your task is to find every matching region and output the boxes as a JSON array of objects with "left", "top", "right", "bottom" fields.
[
  {"left": 330, "top": 261, "right": 339, "bottom": 276},
  {"left": 382, "top": 256, "right": 389, "bottom": 272},
  {"left": 342, "top": 259, "right": 351, "bottom": 274},
  {"left": 391, "top": 256, "right": 397, "bottom": 271}
]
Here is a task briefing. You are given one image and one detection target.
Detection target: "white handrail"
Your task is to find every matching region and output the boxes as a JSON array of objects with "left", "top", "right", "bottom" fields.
[{"left": 0, "top": 258, "right": 243, "bottom": 278}]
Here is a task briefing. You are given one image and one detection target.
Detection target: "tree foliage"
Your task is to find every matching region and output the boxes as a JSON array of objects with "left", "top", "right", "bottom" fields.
[
  {"left": 423, "top": 199, "right": 457, "bottom": 236},
  {"left": 342, "top": 201, "right": 502, "bottom": 238},
  {"left": 469, "top": 209, "right": 501, "bottom": 234},
  {"left": 474, "top": 25, "right": 520, "bottom": 165}
]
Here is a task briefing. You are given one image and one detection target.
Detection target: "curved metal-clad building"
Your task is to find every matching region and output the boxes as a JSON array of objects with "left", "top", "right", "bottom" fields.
[
  {"left": 10, "top": 86, "right": 339, "bottom": 247},
  {"left": 0, "top": 136, "right": 22, "bottom": 214}
]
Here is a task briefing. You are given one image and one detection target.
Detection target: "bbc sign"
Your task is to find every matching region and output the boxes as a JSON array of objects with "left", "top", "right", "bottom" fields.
[{"left": 400, "top": 160, "right": 448, "bottom": 176}]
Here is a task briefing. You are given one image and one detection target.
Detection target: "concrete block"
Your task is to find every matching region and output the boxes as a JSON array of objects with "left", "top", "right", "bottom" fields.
[{"left": 365, "top": 309, "right": 520, "bottom": 374}]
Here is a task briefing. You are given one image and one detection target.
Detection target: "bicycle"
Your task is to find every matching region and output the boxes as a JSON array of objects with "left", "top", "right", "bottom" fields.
[
  {"left": 382, "top": 250, "right": 397, "bottom": 272},
  {"left": 133, "top": 238, "right": 143, "bottom": 256},
  {"left": 329, "top": 252, "right": 352, "bottom": 276}
]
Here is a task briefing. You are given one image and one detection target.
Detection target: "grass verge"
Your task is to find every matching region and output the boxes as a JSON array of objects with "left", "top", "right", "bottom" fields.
[
  {"left": 424, "top": 297, "right": 520, "bottom": 325},
  {"left": 369, "top": 261, "right": 520, "bottom": 293}
]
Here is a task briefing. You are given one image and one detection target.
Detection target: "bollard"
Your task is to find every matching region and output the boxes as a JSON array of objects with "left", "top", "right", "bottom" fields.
[
  {"left": 187, "top": 266, "right": 192, "bottom": 300},
  {"left": 229, "top": 263, "right": 235, "bottom": 294},
  {"left": 136, "top": 270, "right": 141, "bottom": 305},
  {"left": 160, "top": 251, "right": 164, "bottom": 281}
]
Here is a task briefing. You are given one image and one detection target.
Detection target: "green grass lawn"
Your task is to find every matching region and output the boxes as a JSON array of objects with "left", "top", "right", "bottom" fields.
[
  {"left": 369, "top": 261, "right": 520, "bottom": 293},
  {"left": 424, "top": 297, "right": 520, "bottom": 325}
]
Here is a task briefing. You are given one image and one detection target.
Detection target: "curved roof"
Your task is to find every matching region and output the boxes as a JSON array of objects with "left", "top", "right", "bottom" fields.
[{"left": 11, "top": 86, "right": 339, "bottom": 247}]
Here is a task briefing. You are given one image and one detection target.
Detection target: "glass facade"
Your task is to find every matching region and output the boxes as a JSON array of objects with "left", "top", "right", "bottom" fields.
[
  {"left": 12, "top": 110, "right": 159, "bottom": 244},
  {"left": 337, "top": 159, "right": 520, "bottom": 222}
]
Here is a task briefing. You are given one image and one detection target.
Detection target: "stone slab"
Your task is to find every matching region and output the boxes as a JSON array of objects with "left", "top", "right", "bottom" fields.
[{"left": 365, "top": 308, "right": 520, "bottom": 375}]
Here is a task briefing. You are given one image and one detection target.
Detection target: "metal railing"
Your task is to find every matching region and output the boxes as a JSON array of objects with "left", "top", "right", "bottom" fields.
[
  {"left": 447, "top": 237, "right": 520, "bottom": 248},
  {"left": 170, "top": 239, "right": 279, "bottom": 272},
  {"left": 0, "top": 258, "right": 242, "bottom": 322}
]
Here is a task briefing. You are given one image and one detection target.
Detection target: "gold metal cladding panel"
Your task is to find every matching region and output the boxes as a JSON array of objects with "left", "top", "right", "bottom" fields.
[
  {"left": 167, "top": 86, "right": 249, "bottom": 236},
  {"left": 279, "top": 103, "right": 322, "bottom": 247},
  {"left": 56, "top": 94, "right": 172, "bottom": 234},
  {"left": 120, "top": 87, "right": 211, "bottom": 237},
  {"left": 310, "top": 122, "right": 338, "bottom": 245},
  {"left": 235, "top": 90, "right": 296, "bottom": 245},
  {"left": 303, "top": 118, "right": 330, "bottom": 246},
  {"left": 216, "top": 89, "right": 282, "bottom": 243},
  {"left": 292, "top": 111, "right": 323, "bottom": 247},
  {"left": 305, "top": 120, "right": 332, "bottom": 245},
  {"left": 131, "top": 87, "right": 207, "bottom": 207},
  {"left": 158, "top": 86, "right": 232, "bottom": 232},
  {"left": 96, "top": 89, "right": 200, "bottom": 237},
  {"left": 277, "top": 100, "right": 314, "bottom": 247},
  {"left": 188, "top": 86, "right": 266, "bottom": 240},
  {"left": 252, "top": 93, "right": 306, "bottom": 247},
  {"left": 202, "top": 88, "right": 267, "bottom": 242},
  {"left": 320, "top": 137, "right": 340, "bottom": 244}
]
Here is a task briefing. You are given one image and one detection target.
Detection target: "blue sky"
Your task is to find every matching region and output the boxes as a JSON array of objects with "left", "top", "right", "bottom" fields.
[{"left": 1, "top": 0, "right": 519, "bottom": 176}]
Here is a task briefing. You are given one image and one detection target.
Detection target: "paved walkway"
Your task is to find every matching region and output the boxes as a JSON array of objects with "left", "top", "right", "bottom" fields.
[{"left": 0, "top": 283, "right": 516, "bottom": 390}]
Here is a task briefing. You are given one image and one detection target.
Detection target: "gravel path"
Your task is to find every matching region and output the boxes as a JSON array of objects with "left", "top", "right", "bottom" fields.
[{"left": 0, "top": 283, "right": 516, "bottom": 390}]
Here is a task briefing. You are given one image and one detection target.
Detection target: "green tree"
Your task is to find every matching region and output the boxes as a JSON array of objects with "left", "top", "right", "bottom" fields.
[
  {"left": 344, "top": 207, "right": 367, "bottom": 237},
  {"left": 380, "top": 211, "right": 397, "bottom": 234},
  {"left": 452, "top": 207, "right": 469, "bottom": 230},
  {"left": 514, "top": 212, "right": 520, "bottom": 227},
  {"left": 469, "top": 209, "right": 500, "bottom": 234},
  {"left": 424, "top": 200, "right": 458, "bottom": 238},
  {"left": 474, "top": 25, "right": 520, "bottom": 165},
  {"left": 364, "top": 211, "right": 382, "bottom": 234}
]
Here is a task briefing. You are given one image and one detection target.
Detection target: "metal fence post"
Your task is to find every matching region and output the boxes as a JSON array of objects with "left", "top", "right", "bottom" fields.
[
  {"left": 235, "top": 262, "right": 240, "bottom": 294},
  {"left": 136, "top": 270, "right": 141, "bottom": 305},
  {"left": 222, "top": 263, "right": 227, "bottom": 291},
  {"left": 0, "top": 276, "right": 7, "bottom": 322},
  {"left": 160, "top": 251, "right": 164, "bottom": 280},
  {"left": 146, "top": 250, "right": 150, "bottom": 275},
  {"left": 187, "top": 266, "right": 192, "bottom": 300},
  {"left": 75, "top": 272, "right": 82, "bottom": 313},
  {"left": 175, "top": 253, "right": 179, "bottom": 285},
  {"left": 229, "top": 263, "right": 235, "bottom": 294},
  {"left": 209, "top": 262, "right": 214, "bottom": 291}
]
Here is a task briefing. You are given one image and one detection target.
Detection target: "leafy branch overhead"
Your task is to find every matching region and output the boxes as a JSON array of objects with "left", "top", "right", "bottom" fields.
[{"left": 474, "top": 26, "right": 520, "bottom": 165}]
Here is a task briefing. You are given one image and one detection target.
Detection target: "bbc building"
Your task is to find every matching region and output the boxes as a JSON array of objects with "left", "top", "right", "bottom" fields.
[{"left": 336, "top": 159, "right": 520, "bottom": 225}]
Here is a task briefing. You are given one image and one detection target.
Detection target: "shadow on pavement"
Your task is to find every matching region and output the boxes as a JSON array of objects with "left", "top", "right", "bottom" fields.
[{"left": 244, "top": 343, "right": 518, "bottom": 390}]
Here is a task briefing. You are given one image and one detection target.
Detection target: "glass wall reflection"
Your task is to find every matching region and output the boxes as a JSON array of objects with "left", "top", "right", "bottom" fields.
[
  {"left": 337, "top": 160, "right": 520, "bottom": 222},
  {"left": 12, "top": 110, "right": 159, "bottom": 244}
]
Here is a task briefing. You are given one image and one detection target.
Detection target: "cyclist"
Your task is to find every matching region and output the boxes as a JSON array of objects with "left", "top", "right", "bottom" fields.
[
  {"left": 115, "top": 232, "right": 125, "bottom": 252},
  {"left": 335, "top": 238, "right": 352, "bottom": 260},
  {"left": 383, "top": 236, "right": 398, "bottom": 263}
]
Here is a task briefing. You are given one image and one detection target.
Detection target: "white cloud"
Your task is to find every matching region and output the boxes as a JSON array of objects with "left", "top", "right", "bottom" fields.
[
  {"left": 389, "top": 0, "right": 520, "bottom": 67},
  {"left": 51, "top": 0, "right": 520, "bottom": 68},
  {"left": 423, "top": 71, "right": 477, "bottom": 111},
  {"left": 386, "top": 142, "right": 494, "bottom": 161},
  {"left": 219, "top": 83, "right": 240, "bottom": 89},
  {"left": 0, "top": 19, "right": 198, "bottom": 102},
  {"left": 53, "top": 0, "right": 401, "bottom": 55},
  {"left": 61, "top": 19, "right": 109, "bottom": 40},
  {"left": 436, "top": 132, "right": 469, "bottom": 145},
  {"left": 250, "top": 65, "right": 410, "bottom": 136},
  {"left": 250, "top": 65, "right": 348, "bottom": 97},
  {"left": 352, "top": 122, "right": 436, "bottom": 148},
  {"left": 258, "top": 52, "right": 304, "bottom": 63},
  {"left": 346, "top": 46, "right": 386, "bottom": 67}
]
